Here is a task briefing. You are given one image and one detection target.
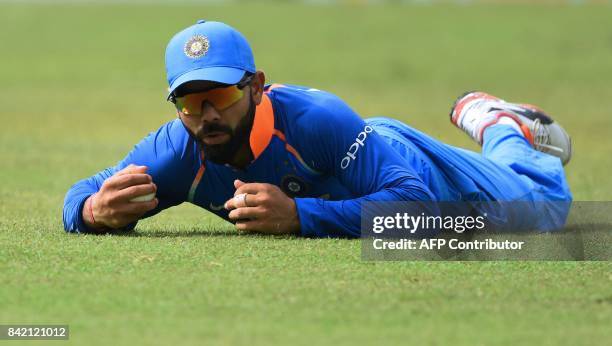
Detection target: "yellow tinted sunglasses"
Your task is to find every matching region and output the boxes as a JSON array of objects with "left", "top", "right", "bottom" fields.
[{"left": 172, "top": 75, "right": 253, "bottom": 115}]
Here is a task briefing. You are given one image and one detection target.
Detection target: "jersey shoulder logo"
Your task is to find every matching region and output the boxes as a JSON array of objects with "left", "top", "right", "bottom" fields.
[{"left": 184, "top": 35, "right": 209, "bottom": 59}]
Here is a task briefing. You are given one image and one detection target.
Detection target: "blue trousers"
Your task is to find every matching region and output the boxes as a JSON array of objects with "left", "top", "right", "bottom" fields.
[
  {"left": 482, "top": 124, "right": 572, "bottom": 201},
  {"left": 371, "top": 118, "right": 572, "bottom": 231}
]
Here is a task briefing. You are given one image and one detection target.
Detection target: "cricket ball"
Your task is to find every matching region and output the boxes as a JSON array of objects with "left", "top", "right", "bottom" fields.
[{"left": 130, "top": 193, "right": 155, "bottom": 203}]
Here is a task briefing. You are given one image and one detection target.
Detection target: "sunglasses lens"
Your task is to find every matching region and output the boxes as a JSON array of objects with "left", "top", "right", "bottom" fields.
[
  {"left": 175, "top": 86, "right": 244, "bottom": 115},
  {"left": 175, "top": 95, "right": 200, "bottom": 115},
  {"left": 206, "top": 86, "right": 244, "bottom": 110}
]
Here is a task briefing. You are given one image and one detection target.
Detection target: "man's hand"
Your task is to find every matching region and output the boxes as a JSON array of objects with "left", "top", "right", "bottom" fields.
[
  {"left": 224, "top": 180, "right": 300, "bottom": 235},
  {"left": 82, "top": 164, "right": 158, "bottom": 231}
]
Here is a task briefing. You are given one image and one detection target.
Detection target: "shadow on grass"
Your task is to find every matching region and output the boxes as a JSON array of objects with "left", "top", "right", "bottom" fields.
[{"left": 92, "top": 228, "right": 298, "bottom": 240}]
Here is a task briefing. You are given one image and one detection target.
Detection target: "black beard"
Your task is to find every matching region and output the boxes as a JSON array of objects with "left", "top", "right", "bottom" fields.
[{"left": 198, "top": 96, "right": 256, "bottom": 165}]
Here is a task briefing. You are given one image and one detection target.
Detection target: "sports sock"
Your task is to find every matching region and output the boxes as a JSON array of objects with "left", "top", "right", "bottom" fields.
[{"left": 497, "top": 116, "right": 523, "bottom": 136}]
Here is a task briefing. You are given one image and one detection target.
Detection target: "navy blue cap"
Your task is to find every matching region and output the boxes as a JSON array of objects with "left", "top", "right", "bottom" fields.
[{"left": 165, "top": 20, "right": 256, "bottom": 97}]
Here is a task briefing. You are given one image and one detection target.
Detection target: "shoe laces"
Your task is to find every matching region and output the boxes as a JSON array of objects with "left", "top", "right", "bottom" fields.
[
  {"left": 531, "top": 118, "right": 546, "bottom": 146},
  {"left": 531, "top": 118, "right": 564, "bottom": 154}
]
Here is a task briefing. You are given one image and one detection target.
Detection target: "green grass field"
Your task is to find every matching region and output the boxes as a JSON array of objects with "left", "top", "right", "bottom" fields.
[{"left": 1, "top": 1, "right": 611, "bottom": 345}]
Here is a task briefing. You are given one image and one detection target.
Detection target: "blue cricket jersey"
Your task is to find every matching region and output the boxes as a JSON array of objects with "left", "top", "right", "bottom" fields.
[{"left": 63, "top": 84, "right": 571, "bottom": 237}]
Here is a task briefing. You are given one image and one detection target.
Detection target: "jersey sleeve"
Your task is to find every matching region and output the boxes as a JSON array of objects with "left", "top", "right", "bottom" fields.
[
  {"left": 289, "top": 93, "right": 437, "bottom": 238},
  {"left": 62, "top": 119, "right": 195, "bottom": 233}
]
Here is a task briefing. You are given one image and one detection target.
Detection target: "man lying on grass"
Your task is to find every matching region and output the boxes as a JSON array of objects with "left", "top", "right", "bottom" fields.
[{"left": 63, "top": 20, "right": 572, "bottom": 237}]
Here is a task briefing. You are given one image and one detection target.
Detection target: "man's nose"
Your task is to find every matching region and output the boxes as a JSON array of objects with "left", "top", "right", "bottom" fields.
[{"left": 200, "top": 102, "right": 221, "bottom": 123}]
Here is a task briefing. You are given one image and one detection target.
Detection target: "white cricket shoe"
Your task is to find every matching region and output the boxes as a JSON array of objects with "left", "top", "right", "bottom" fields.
[{"left": 450, "top": 91, "right": 572, "bottom": 165}]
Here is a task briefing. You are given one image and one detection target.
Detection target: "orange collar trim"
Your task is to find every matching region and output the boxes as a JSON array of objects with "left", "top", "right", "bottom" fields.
[{"left": 249, "top": 84, "right": 285, "bottom": 160}]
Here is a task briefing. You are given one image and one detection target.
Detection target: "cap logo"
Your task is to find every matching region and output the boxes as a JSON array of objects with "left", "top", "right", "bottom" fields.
[{"left": 184, "top": 35, "right": 209, "bottom": 59}]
